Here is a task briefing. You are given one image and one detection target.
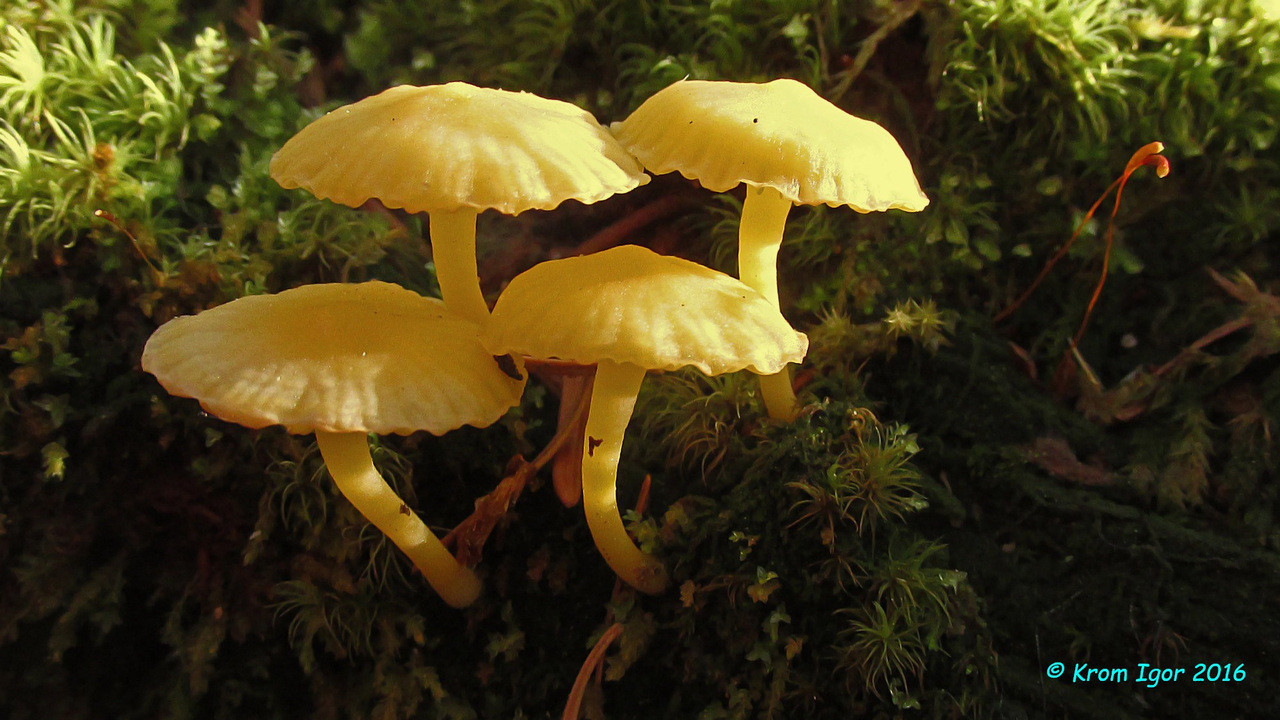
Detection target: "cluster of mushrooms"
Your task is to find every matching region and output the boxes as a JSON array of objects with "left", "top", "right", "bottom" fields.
[{"left": 142, "top": 79, "right": 928, "bottom": 608}]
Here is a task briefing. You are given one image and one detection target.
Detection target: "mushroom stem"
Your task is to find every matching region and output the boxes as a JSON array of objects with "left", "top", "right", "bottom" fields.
[
  {"left": 580, "top": 359, "right": 668, "bottom": 594},
  {"left": 738, "top": 185, "right": 791, "bottom": 306},
  {"left": 429, "top": 209, "right": 489, "bottom": 324},
  {"left": 738, "top": 185, "right": 800, "bottom": 421},
  {"left": 315, "top": 430, "right": 482, "bottom": 608},
  {"left": 757, "top": 369, "right": 799, "bottom": 421}
]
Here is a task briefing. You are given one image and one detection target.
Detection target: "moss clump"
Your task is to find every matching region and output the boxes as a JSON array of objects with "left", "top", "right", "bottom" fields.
[{"left": 2, "top": 1, "right": 1278, "bottom": 718}]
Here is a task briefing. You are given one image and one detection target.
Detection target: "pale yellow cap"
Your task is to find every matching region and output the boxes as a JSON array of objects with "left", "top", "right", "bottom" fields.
[
  {"left": 270, "top": 83, "right": 649, "bottom": 215},
  {"left": 142, "top": 282, "right": 525, "bottom": 435},
  {"left": 482, "top": 245, "right": 808, "bottom": 375},
  {"left": 612, "top": 78, "right": 928, "bottom": 212}
]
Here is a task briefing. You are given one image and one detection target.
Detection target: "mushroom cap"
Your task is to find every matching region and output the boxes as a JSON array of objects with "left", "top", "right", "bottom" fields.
[
  {"left": 482, "top": 245, "right": 808, "bottom": 376},
  {"left": 270, "top": 83, "right": 649, "bottom": 216},
  {"left": 611, "top": 78, "right": 928, "bottom": 212},
  {"left": 142, "top": 282, "right": 525, "bottom": 435}
]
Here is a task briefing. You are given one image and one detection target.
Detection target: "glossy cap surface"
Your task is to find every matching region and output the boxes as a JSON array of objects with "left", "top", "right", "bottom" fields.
[
  {"left": 271, "top": 83, "right": 649, "bottom": 215},
  {"left": 482, "top": 245, "right": 808, "bottom": 375},
  {"left": 612, "top": 78, "right": 928, "bottom": 212},
  {"left": 143, "top": 282, "right": 525, "bottom": 435}
]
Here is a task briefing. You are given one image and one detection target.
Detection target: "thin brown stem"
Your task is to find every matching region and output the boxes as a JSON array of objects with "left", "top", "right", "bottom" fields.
[
  {"left": 826, "top": 0, "right": 921, "bottom": 103},
  {"left": 562, "top": 475, "right": 653, "bottom": 718},
  {"left": 1151, "top": 316, "right": 1252, "bottom": 378},
  {"left": 534, "top": 381, "right": 592, "bottom": 470},
  {"left": 441, "top": 383, "right": 593, "bottom": 565},
  {"left": 992, "top": 175, "right": 1122, "bottom": 325},
  {"left": 94, "top": 209, "right": 163, "bottom": 278},
  {"left": 571, "top": 195, "right": 693, "bottom": 257},
  {"left": 552, "top": 374, "right": 594, "bottom": 507},
  {"left": 562, "top": 623, "right": 625, "bottom": 720}
]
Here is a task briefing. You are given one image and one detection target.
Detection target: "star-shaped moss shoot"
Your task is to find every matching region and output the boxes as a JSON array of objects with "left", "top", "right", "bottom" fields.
[
  {"left": 269, "top": 83, "right": 650, "bottom": 324},
  {"left": 612, "top": 78, "right": 928, "bottom": 420},
  {"left": 142, "top": 282, "right": 525, "bottom": 608},
  {"left": 482, "top": 245, "right": 808, "bottom": 594}
]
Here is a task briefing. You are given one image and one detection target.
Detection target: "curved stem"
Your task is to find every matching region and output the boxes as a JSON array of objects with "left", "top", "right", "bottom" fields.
[
  {"left": 562, "top": 623, "right": 625, "bottom": 720},
  {"left": 429, "top": 208, "right": 489, "bottom": 324},
  {"left": 315, "top": 430, "right": 481, "bottom": 608},
  {"left": 581, "top": 360, "right": 667, "bottom": 594},
  {"left": 739, "top": 185, "right": 801, "bottom": 421}
]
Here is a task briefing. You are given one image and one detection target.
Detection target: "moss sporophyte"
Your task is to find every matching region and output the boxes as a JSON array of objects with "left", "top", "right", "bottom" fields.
[
  {"left": 995, "top": 142, "right": 1171, "bottom": 393},
  {"left": 11, "top": 2, "right": 1279, "bottom": 717}
]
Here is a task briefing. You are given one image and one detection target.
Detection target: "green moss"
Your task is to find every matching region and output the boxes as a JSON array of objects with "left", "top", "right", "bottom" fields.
[{"left": 2, "top": 1, "right": 1278, "bottom": 718}]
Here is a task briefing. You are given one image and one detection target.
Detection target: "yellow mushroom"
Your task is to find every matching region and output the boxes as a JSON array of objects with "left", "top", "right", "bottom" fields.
[
  {"left": 270, "top": 83, "right": 650, "bottom": 324},
  {"left": 482, "top": 245, "right": 807, "bottom": 594},
  {"left": 141, "top": 282, "right": 525, "bottom": 608},
  {"left": 612, "top": 78, "right": 928, "bottom": 420}
]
